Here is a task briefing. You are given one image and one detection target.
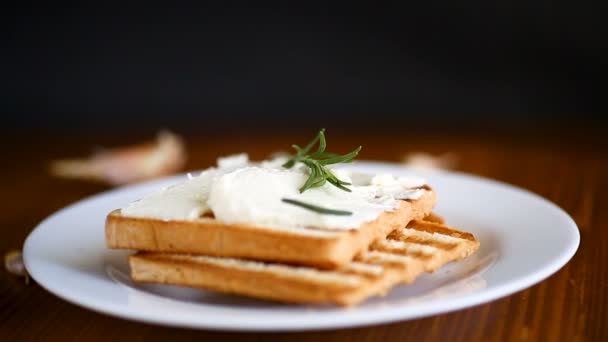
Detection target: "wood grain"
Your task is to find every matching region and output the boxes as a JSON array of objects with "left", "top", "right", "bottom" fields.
[{"left": 0, "top": 128, "right": 605, "bottom": 341}]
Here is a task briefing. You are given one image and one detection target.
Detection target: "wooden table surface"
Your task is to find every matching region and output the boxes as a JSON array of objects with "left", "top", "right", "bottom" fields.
[{"left": 1, "top": 128, "right": 606, "bottom": 341}]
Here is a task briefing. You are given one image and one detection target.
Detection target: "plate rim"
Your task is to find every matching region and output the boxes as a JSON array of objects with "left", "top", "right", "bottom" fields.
[{"left": 23, "top": 161, "right": 580, "bottom": 331}]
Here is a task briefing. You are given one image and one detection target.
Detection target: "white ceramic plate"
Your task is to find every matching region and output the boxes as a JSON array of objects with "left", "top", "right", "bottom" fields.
[{"left": 23, "top": 161, "right": 579, "bottom": 331}]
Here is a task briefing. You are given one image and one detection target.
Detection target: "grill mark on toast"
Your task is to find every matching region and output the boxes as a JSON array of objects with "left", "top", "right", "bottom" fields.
[
  {"left": 422, "top": 212, "right": 445, "bottom": 224},
  {"left": 371, "top": 245, "right": 433, "bottom": 260},
  {"left": 388, "top": 231, "right": 458, "bottom": 250},
  {"left": 377, "top": 240, "right": 438, "bottom": 254},
  {"left": 371, "top": 240, "right": 435, "bottom": 260},
  {"left": 129, "top": 214, "right": 480, "bottom": 306},
  {"left": 339, "top": 262, "right": 385, "bottom": 279},
  {"left": 158, "top": 253, "right": 365, "bottom": 287},
  {"left": 406, "top": 220, "right": 477, "bottom": 241},
  {"left": 356, "top": 250, "right": 416, "bottom": 265}
]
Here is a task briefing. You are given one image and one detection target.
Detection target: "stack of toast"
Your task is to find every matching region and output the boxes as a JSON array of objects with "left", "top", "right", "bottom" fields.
[{"left": 106, "top": 184, "right": 480, "bottom": 305}]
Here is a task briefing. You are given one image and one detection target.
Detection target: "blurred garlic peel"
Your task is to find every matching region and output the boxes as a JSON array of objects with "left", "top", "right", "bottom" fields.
[
  {"left": 51, "top": 131, "right": 186, "bottom": 186},
  {"left": 4, "top": 250, "right": 29, "bottom": 284},
  {"left": 402, "top": 152, "right": 458, "bottom": 171}
]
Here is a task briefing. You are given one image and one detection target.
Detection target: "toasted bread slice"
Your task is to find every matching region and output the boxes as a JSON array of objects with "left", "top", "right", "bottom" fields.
[
  {"left": 129, "top": 219, "right": 479, "bottom": 306},
  {"left": 107, "top": 190, "right": 436, "bottom": 268},
  {"left": 422, "top": 212, "right": 445, "bottom": 224}
]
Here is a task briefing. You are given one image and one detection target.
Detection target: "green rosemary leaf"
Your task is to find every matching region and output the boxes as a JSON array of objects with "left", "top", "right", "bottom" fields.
[
  {"left": 283, "top": 129, "right": 362, "bottom": 193},
  {"left": 325, "top": 170, "right": 348, "bottom": 183},
  {"left": 299, "top": 163, "right": 321, "bottom": 192},
  {"left": 282, "top": 145, "right": 304, "bottom": 168},
  {"left": 308, "top": 151, "right": 340, "bottom": 159},
  {"left": 282, "top": 159, "right": 296, "bottom": 168},
  {"left": 327, "top": 178, "right": 352, "bottom": 192},
  {"left": 281, "top": 198, "right": 353, "bottom": 216},
  {"left": 302, "top": 128, "right": 324, "bottom": 154},
  {"left": 316, "top": 129, "right": 327, "bottom": 153},
  {"left": 319, "top": 146, "right": 362, "bottom": 165},
  {"left": 299, "top": 161, "right": 327, "bottom": 192}
]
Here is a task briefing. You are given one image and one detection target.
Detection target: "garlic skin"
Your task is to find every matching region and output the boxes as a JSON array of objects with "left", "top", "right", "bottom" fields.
[
  {"left": 4, "top": 250, "right": 29, "bottom": 284},
  {"left": 51, "top": 131, "right": 187, "bottom": 186}
]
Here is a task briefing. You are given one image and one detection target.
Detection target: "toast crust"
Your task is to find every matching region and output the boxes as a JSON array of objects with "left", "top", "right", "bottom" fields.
[
  {"left": 129, "top": 219, "right": 480, "bottom": 306},
  {"left": 107, "top": 190, "right": 436, "bottom": 268},
  {"left": 129, "top": 253, "right": 365, "bottom": 305}
]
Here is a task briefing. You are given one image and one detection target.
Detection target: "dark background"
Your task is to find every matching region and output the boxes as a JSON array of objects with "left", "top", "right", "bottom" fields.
[{"left": 3, "top": 3, "right": 606, "bottom": 136}]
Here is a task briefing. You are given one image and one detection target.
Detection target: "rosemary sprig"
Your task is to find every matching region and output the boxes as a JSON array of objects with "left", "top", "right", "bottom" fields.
[
  {"left": 283, "top": 129, "right": 362, "bottom": 193},
  {"left": 281, "top": 198, "right": 353, "bottom": 216}
]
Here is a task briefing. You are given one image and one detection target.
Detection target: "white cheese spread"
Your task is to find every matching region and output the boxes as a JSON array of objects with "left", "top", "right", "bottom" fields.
[{"left": 121, "top": 154, "right": 428, "bottom": 230}]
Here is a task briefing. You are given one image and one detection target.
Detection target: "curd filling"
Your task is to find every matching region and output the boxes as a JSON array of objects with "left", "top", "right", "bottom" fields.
[{"left": 121, "top": 153, "right": 428, "bottom": 230}]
